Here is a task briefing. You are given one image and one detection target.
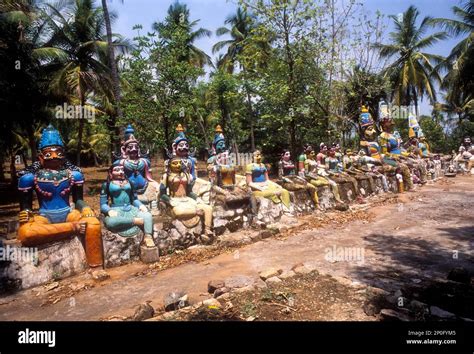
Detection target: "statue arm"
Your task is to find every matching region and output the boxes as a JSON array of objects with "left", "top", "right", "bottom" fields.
[
  {"left": 18, "top": 173, "right": 34, "bottom": 212},
  {"left": 99, "top": 182, "right": 111, "bottom": 215}
]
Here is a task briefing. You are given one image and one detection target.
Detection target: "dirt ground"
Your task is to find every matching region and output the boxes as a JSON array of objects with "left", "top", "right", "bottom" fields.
[{"left": 0, "top": 175, "right": 472, "bottom": 321}]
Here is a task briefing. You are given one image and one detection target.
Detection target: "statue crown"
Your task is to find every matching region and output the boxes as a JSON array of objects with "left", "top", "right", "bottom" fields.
[{"left": 38, "top": 124, "right": 64, "bottom": 150}]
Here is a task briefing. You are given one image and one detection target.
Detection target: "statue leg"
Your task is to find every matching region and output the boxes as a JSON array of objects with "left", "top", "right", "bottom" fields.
[
  {"left": 67, "top": 210, "right": 103, "bottom": 267},
  {"left": 304, "top": 182, "right": 319, "bottom": 206},
  {"left": 196, "top": 203, "right": 213, "bottom": 230},
  {"left": 136, "top": 210, "right": 153, "bottom": 235},
  {"left": 399, "top": 163, "right": 413, "bottom": 190},
  {"left": 18, "top": 215, "right": 78, "bottom": 246}
]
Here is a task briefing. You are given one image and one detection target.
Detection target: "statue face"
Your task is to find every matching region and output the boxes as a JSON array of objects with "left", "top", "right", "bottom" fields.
[
  {"left": 464, "top": 137, "right": 471, "bottom": 146},
  {"left": 175, "top": 140, "right": 189, "bottom": 157},
  {"left": 170, "top": 159, "right": 182, "bottom": 173},
  {"left": 381, "top": 118, "right": 394, "bottom": 132},
  {"left": 125, "top": 142, "right": 140, "bottom": 159},
  {"left": 282, "top": 151, "right": 291, "bottom": 161},
  {"left": 328, "top": 148, "right": 336, "bottom": 157},
  {"left": 253, "top": 151, "right": 262, "bottom": 163},
  {"left": 308, "top": 151, "right": 316, "bottom": 159},
  {"left": 39, "top": 146, "right": 65, "bottom": 170},
  {"left": 321, "top": 145, "right": 328, "bottom": 154},
  {"left": 364, "top": 125, "right": 376, "bottom": 139},
  {"left": 111, "top": 165, "right": 125, "bottom": 180},
  {"left": 216, "top": 140, "right": 226, "bottom": 153}
]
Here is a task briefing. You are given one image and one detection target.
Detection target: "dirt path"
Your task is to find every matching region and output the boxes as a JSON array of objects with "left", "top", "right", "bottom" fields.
[{"left": 1, "top": 176, "right": 472, "bottom": 321}]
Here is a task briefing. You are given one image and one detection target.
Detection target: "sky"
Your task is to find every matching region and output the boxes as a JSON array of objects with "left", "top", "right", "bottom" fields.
[{"left": 107, "top": 0, "right": 462, "bottom": 115}]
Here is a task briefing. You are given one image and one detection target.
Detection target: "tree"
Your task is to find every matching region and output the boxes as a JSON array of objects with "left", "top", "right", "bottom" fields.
[{"left": 373, "top": 5, "right": 447, "bottom": 114}]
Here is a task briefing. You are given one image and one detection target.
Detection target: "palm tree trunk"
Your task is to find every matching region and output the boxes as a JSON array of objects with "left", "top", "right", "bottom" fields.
[
  {"left": 10, "top": 153, "right": 17, "bottom": 187},
  {"left": 26, "top": 124, "right": 37, "bottom": 162},
  {"left": 102, "top": 0, "right": 123, "bottom": 155}
]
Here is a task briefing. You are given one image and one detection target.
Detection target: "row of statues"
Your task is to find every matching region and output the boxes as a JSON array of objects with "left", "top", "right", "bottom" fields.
[{"left": 16, "top": 105, "right": 463, "bottom": 269}]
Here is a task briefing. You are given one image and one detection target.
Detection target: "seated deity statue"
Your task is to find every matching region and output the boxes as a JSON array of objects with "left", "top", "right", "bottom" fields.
[
  {"left": 245, "top": 150, "right": 291, "bottom": 210},
  {"left": 160, "top": 157, "right": 213, "bottom": 237},
  {"left": 17, "top": 125, "right": 103, "bottom": 267},
  {"left": 113, "top": 125, "right": 160, "bottom": 212},
  {"left": 325, "top": 147, "right": 361, "bottom": 197},
  {"left": 378, "top": 115, "right": 414, "bottom": 191},
  {"left": 277, "top": 149, "right": 318, "bottom": 206},
  {"left": 298, "top": 144, "right": 344, "bottom": 205},
  {"left": 454, "top": 137, "right": 474, "bottom": 174},
  {"left": 100, "top": 165, "right": 155, "bottom": 247},
  {"left": 207, "top": 125, "right": 254, "bottom": 209}
]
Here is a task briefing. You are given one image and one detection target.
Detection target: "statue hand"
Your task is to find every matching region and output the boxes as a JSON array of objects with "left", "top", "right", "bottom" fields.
[
  {"left": 19, "top": 210, "right": 33, "bottom": 224},
  {"left": 108, "top": 210, "right": 119, "bottom": 217},
  {"left": 139, "top": 205, "right": 148, "bottom": 213}
]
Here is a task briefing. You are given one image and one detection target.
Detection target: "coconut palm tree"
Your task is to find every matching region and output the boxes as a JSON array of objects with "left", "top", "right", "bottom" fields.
[
  {"left": 152, "top": 1, "right": 212, "bottom": 68},
  {"left": 373, "top": 5, "right": 447, "bottom": 114},
  {"left": 430, "top": 0, "right": 473, "bottom": 118},
  {"left": 43, "top": 0, "right": 127, "bottom": 166}
]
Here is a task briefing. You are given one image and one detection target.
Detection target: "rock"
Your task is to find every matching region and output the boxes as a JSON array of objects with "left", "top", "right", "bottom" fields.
[
  {"left": 102, "top": 229, "right": 142, "bottom": 268},
  {"left": 429, "top": 306, "right": 456, "bottom": 320},
  {"left": 139, "top": 245, "right": 160, "bottom": 264},
  {"left": 279, "top": 270, "right": 296, "bottom": 279},
  {"left": 1, "top": 237, "right": 88, "bottom": 291},
  {"left": 258, "top": 230, "right": 273, "bottom": 239},
  {"left": 208, "top": 280, "right": 225, "bottom": 294},
  {"left": 164, "top": 291, "right": 189, "bottom": 312},
  {"left": 202, "top": 298, "right": 221, "bottom": 309},
  {"left": 131, "top": 302, "right": 155, "bottom": 321},
  {"left": 363, "top": 303, "right": 379, "bottom": 316},
  {"left": 254, "top": 279, "right": 268, "bottom": 289},
  {"left": 234, "top": 285, "right": 255, "bottom": 293},
  {"left": 379, "top": 309, "right": 411, "bottom": 321},
  {"left": 44, "top": 281, "right": 60, "bottom": 291},
  {"left": 259, "top": 268, "right": 283, "bottom": 281},
  {"left": 91, "top": 270, "right": 110, "bottom": 282},
  {"left": 224, "top": 275, "right": 254, "bottom": 289},
  {"left": 266, "top": 276, "right": 282, "bottom": 284},
  {"left": 213, "top": 287, "right": 230, "bottom": 298},
  {"left": 447, "top": 267, "right": 470, "bottom": 284},
  {"left": 410, "top": 300, "right": 428, "bottom": 312},
  {"left": 293, "top": 265, "right": 312, "bottom": 275},
  {"left": 367, "top": 286, "right": 390, "bottom": 297}
]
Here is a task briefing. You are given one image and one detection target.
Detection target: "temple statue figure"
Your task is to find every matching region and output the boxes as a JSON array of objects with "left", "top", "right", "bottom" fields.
[
  {"left": 325, "top": 147, "right": 361, "bottom": 198},
  {"left": 246, "top": 150, "right": 291, "bottom": 210},
  {"left": 277, "top": 149, "right": 319, "bottom": 207},
  {"left": 454, "top": 137, "right": 474, "bottom": 173},
  {"left": 113, "top": 125, "right": 160, "bottom": 212},
  {"left": 378, "top": 111, "right": 414, "bottom": 191},
  {"left": 298, "top": 144, "right": 344, "bottom": 205},
  {"left": 207, "top": 125, "right": 253, "bottom": 209},
  {"left": 160, "top": 156, "right": 213, "bottom": 238},
  {"left": 17, "top": 125, "right": 103, "bottom": 267},
  {"left": 100, "top": 165, "right": 155, "bottom": 247}
]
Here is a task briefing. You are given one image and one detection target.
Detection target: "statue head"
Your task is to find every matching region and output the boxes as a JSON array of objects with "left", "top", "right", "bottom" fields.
[
  {"left": 109, "top": 165, "right": 126, "bottom": 181},
  {"left": 463, "top": 136, "right": 471, "bottom": 146},
  {"left": 328, "top": 147, "right": 336, "bottom": 157},
  {"left": 360, "top": 105, "right": 376, "bottom": 140},
  {"left": 319, "top": 143, "right": 328, "bottom": 154},
  {"left": 253, "top": 150, "right": 262, "bottom": 164},
  {"left": 212, "top": 125, "right": 226, "bottom": 154},
  {"left": 168, "top": 157, "right": 183, "bottom": 174},
  {"left": 172, "top": 124, "right": 189, "bottom": 158},
  {"left": 380, "top": 117, "right": 394, "bottom": 132},
  {"left": 281, "top": 150, "right": 291, "bottom": 162},
  {"left": 38, "top": 125, "right": 66, "bottom": 170},
  {"left": 121, "top": 125, "right": 141, "bottom": 160}
]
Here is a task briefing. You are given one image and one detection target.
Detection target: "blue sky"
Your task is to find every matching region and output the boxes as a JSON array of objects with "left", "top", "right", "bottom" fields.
[{"left": 107, "top": 0, "right": 462, "bottom": 114}]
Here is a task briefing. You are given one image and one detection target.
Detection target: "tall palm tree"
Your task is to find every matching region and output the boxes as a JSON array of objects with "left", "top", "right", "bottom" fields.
[
  {"left": 152, "top": 1, "right": 212, "bottom": 68},
  {"left": 373, "top": 5, "right": 447, "bottom": 114},
  {"left": 44, "top": 0, "right": 126, "bottom": 165},
  {"left": 430, "top": 0, "right": 473, "bottom": 118},
  {"left": 212, "top": 7, "right": 270, "bottom": 150},
  {"left": 101, "top": 0, "right": 123, "bottom": 155}
]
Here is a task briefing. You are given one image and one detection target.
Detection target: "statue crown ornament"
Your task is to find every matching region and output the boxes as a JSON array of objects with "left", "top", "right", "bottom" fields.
[
  {"left": 38, "top": 124, "right": 65, "bottom": 150},
  {"left": 360, "top": 105, "right": 374, "bottom": 128}
]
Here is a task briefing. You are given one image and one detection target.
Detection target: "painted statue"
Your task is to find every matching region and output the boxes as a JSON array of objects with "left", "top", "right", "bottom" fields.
[
  {"left": 17, "top": 125, "right": 103, "bottom": 267},
  {"left": 246, "top": 150, "right": 291, "bottom": 210},
  {"left": 114, "top": 125, "right": 160, "bottom": 211},
  {"left": 277, "top": 149, "right": 319, "bottom": 207},
  {"left": 160, "top": 156, "right": 213, "bottom": 237},
  {"left": 100, "top": 165, "right": 155, "bottom": 247},
  {"left": 378, "top": 115, "right": 414, "bottom": 191},
  {"left": 207, "top": 125, "right": 253, "bottom": 209},
  {"left": 454, "top": 136, "right": 474, "bottom": 173},
  {"left": 298, "top": 144, "right": 344, "bottom": 205}
]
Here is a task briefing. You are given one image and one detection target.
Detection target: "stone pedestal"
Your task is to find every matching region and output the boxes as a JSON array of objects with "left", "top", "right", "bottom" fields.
[
  {"left": 212, "top": 206, "right": 249, "bottom": 236},
  {"left": 288, "top": 190, "right": 315, "bottom": 215},
  {"left": 139, "top": 245, "right": 160, "bottom": 263},
  {"left": 1, "top": 236, "right": 88, "bottom": 291},
  {"left": 316, "top": 185, "right": 336, "bottom": 210},
  {"left": 102, "top": 229, "right": 142, "bottom": 268},
  {"left": 255, "top": 197, "right": 283, "bottom": 224}
]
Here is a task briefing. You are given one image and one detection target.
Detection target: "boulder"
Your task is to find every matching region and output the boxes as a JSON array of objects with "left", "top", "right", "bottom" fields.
[{"left": 102, "top": 229, "right": 142, "bottom": 268}]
